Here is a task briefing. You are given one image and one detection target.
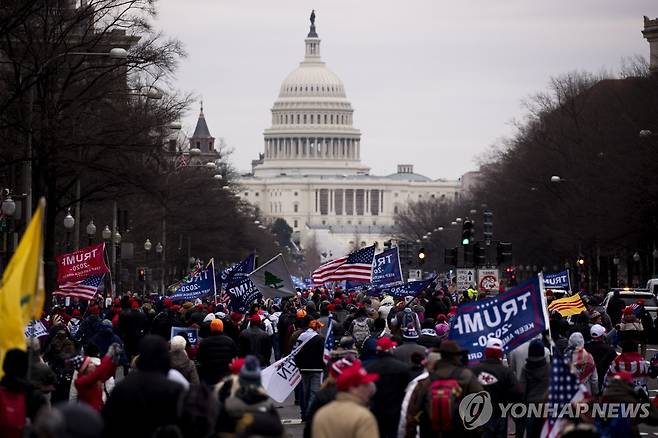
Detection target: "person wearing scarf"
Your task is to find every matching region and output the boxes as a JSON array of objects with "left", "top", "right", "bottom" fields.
[{"left": 565, "top": 332, "right": 598, "bottom": 396}]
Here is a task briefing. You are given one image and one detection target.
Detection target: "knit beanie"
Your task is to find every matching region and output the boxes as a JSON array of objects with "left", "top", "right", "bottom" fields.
[
  {"left": 170, "top": 335, "right": 187, "bottom": 352},
  {"left": 527, "top": 339, "right": 545, "bottom": 361},
  {"left": 239, "top": 355, "right": 262, "bottom": 386}
]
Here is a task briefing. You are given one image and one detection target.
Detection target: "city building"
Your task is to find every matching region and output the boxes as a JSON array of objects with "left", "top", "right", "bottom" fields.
[{"left": 232, "top": 15, "right": 469, "bottom": 256}]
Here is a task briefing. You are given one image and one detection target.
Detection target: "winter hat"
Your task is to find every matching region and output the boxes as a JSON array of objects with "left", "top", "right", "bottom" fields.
[
  {"left": 231, "top": 312, "right": 243, "bottom": 323},
  {"left": 328, "top": 355, "right": 359, "bottom": 379},
  {"left": 436, "top": 314, "right": 448, "bottom": 323},
  {"left": 229, "top": 357, "right": 245, "bottom": 375},
  {"left": 101, "top": 319, "right": 113, "bottom": 328},
  {"left": 402, "top": 323, "right": 419, "bottom": 340},
  {"left": 56, "top": 401, "right": 104, "bottom": 438},
  {"left": 249, "top": 314, "right": 261, "bottom": 324},
  {"left": 296, "top": 309, "right": 307, "bottom": 319},
  {"left": 435, "top": 323, "right": 450, "bottom": 340},
  {"left": 239, "top": 355, "right": 262, "bottom": 386},
  {"left": 376, "top": 336, "right": 397, "bottom": 352},
  {"left": 484, "top": 337, "right": 504, "bottom": 359},
  {"left": 590, "top": 324, "right": 606, "bottom": 339},
  {"left": 336, "top": 363, "right": 379, "bottom": 391},
  {"left": 623, "top": 306, "right": 634, "bottom": 316},
  {"left": 210, "top": 319, "right": 224, "bottom": 333},
  {"left": 214, "top": 311, "right": 227, "bottom": 320},
  {"left": 568, "top": 332, "right": 585, "bottom": 349},
  {"left": 203, "top": 313, "right": 216, "bottom": 323},
  {"left": 182, "top": 302, "right": 194, "bottom": 310},
  {"left": 170, "top": 335, "right": 187, "bottom": 352},
  {"left": 589, "top": 310, "right": 601, "bottom": 322},
  {"left": 420, "top": 328, "right": 437, "bottom": 337},
  {"left": 71, "top": 309, "right": 81, "bottom": 317},
  {"left": 527, "top": 339, "right": 546, "bottom": 362}
]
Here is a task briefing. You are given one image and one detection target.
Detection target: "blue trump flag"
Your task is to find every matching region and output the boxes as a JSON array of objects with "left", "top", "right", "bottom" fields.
[
  {"left": 368, "top": 277, "right": 435, "bottom": 298},
  {"left": 170, "top": 263, "right": 216, "bottom": 302},
  {"left": 221, "top": 254, "right": 261, "bottom": 313},
  {"left": 448, "top": 277, "right": 548, "bottom": 365},
  {"left": 371, "top": 247, "right": 403, "bottom": 287},
  {"left": 543, "top": 270, "right": 571, "bottom": 291}
]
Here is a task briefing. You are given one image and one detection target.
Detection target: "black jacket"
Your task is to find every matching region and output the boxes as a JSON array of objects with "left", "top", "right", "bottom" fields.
[
  {"left": 471, "top": 357, "right": 522, "bottom": 415},
  {"left": 102, "top": 371, "right": 184, "bottom": 438},
  {"left": 294, "top": 333, "right": 325, "bottom": 371},
  {"left": 238, "top": 326, "right": 272, "bottom": 366},
  {"left": 520, "top": 360, "right": 549, "bottom": 403},
  {"left": 303, "top": 384, "right": 337, "bottom": 438},
  {"left": 365, "top": 353, "right": 412, "bottom": 433},
  {"left": 585, "top": 340, "right": 617, "bottom": 391},
  {"left": 197, "top": 334, "right": 238, "bottom": 385}
]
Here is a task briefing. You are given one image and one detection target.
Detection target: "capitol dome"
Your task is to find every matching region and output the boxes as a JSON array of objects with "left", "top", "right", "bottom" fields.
[{"left": 253, "top": 14, "right": 369, "bottom": 178}]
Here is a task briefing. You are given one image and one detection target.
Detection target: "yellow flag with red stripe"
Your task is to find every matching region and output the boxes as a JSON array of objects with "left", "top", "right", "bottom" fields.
[
  {"left": 0, "top": 199, "right": 45, "bottom": 377},
  {"left": 547, "top": 293, "right": 586, "bottom": 317}
]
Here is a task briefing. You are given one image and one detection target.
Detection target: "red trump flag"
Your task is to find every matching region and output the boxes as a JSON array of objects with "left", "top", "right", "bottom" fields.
[{"left": 56, "top": 243, "right": 110, "bottom": 284}]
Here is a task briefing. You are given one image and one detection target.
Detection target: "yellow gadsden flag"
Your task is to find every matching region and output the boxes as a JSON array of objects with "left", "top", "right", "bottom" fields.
[{"left": 0, "top": 198, "right": 45, "bottom": 376}]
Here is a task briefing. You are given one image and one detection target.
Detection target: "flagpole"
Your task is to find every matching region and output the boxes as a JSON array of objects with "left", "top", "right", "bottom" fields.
[
  {"left": 209, "top": 258, "right": 217, "bottom": 304},
  {"left": 537, "top": 272, "right": 553, "bottom": 352}
]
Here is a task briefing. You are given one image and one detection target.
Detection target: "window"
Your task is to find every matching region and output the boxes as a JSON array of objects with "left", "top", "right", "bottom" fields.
[
  {"left": 372, "top": 220, "right": 377, "bottom": 225},
  {"left": 244, "top": 192, "right": 249, "bottom": 196},
  {"left": 297, "top": 114, "right": 300, "bottom": 123},
  {"left": 294, "top": 192, "right": 298, "bottom": 196},
  {"left": 361, "top": 241, "right": 366, "bottom": 247},
  {"left": 431, "top": 194, "right": 435, "bottom": 198},
  {"left": 310, "top": 114, "right": 314, "bottom": 124},
  {"left": 255, "top": 192, "right": 259, "bottom": 197},
  {"left": 394, "top": 206, "right": 398, "bottom": 214},
  {"left": 345, "top": 189, "right": 354, "bottom": 215},
  {"left": 324, "top": 114, "right": 327, "bottom": 124},
  {"left": 319, "top": 189, "right": 329, "bottom": 215},
  {"left": 394, "top": 193, "right": 399, "bottom": 198},
  {"left": 331, "top": 114, "right": 334, "bottom": 124},
  {"left": 418, "top": 194, "right": 422, "bottom": 198},
  {"left": 334, "top": 189, "right": 343, "bottom": 215},
  {"left": 347, "top": 220, "right": 352, "bottom": 225},
  {"left": 196, "top": 141, "right": 201, "bottom": 148},
  {"left": 294, "top": 204, "right": 299, "bottom": 213},
  {"left": 355, "top": 189, "right": 364, "bottom": 216},
  {"left": 294, "top": 220, "right": 298, "bottom": 228},
  {"left": 303, "top": 115, "right": 307, "bottom": 124},
  {"left": 370, "top": 189, "right": 380, "bottom": 216},
  {"left": 322, "top": 220, "right": 326, "bottom": 225}
]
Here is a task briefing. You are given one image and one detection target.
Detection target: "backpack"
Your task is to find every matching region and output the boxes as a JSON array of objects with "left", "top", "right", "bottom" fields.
[
  {"left": 0, "top": 387, "right": 26, "bottom": 438},
  {"left": 352, "top": 319, "right": 371, "bottom": 348},
  {"left": 423, "top": 368, "right": 464, "bottom": 432}
]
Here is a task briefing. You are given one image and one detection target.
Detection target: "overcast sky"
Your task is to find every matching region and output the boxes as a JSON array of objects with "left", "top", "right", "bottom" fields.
[{"left": 154, "top": 0, "right": 655, "bottom": 179}]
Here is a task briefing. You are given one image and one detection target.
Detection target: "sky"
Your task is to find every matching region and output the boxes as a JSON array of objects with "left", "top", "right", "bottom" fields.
[{"left": 154, "top": 0, "right": 655, "bottom": 179}]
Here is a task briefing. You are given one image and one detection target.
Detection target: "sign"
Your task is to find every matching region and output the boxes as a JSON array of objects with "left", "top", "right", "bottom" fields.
[
  {"left": 170, "top": 262, "right": 216, "bottom": 302},
  {"left": 372, "top": 248, "right": 403, "bottom": 287},
  {"left": 478, "top": 269, "right": 499, "bottom": 291},
  {"left": 248, "top": 254, "right": 296, "bottom": 298},
  {"left": 543, "top": 270, "right": 571, "bottom": 291},
  {"left": 368, "top": 277, "right": 436, "bottom": 298},
  {"left": 408, "top": 269, "right": 422, "bottom": 281},
  {"left": 170, "top": 326, "right": 199, "bottom": 346},
  {"left": 456, "top": 268, "right": 475, "bottom": 292},
  {"left": 25, "top": 320, "right": 48, "bottom": 339},
  {"left": 449, "top": 277, "right": 548, "bottom": 365},
  {"left": 260, "top": 331, "right": 316, "bottom": 402},
  {"left": 56, "top": 243, "right": 109, "bottom": 284},
  {"left": 219, "top": 254, "right": 255, "bottom": 289},
  {"left": 220, "top": 254, "right": 262, "bottom": 313}
]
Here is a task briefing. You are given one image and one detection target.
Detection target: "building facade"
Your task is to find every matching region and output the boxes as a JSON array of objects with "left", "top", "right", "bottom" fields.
[{"left": 235, "top": 16, "right": 466, "bottom": 256}]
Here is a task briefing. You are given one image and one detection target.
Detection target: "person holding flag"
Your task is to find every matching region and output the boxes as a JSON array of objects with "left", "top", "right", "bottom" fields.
[{"left": 293, "top": 317, "right": 325, "bottom": 422}]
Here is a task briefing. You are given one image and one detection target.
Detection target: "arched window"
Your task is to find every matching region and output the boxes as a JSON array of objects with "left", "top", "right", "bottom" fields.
[
  {"left": 303, "top": 114, "right": 307, "bottom": 124},
  {"left": 324, "top": 114, "right": 327, "bottom": 124},
  {"left": 330, "top": 114, "right": 334, "bottom": 124},
  {"left": 297, "top": 114, "right": 300, "bottom": 124},
  {"left": 310, "top": 114, "right": 314, "bottom": 124},
  {"left": 294, "top": 204, "right": 299, "bottom": 213}
]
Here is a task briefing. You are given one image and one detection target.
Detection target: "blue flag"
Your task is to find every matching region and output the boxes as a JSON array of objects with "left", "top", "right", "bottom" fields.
[
  {"left": 542, "top": 270, "right": 571, "bottom": 290},
  {"left": 170, "top": 264, "right": 216, "bottom": 302},
  {"left": 371, "top": 247, "right": 403, "bottom": 287},
  {"left": 367, "top": 277, "right": 435, "bottom": 298},
  {"left": 448, "top": 277, "right": 548, "bottom": 365},
  {"left": 221, "top": 254, "right": 261, "bottom": 313}
]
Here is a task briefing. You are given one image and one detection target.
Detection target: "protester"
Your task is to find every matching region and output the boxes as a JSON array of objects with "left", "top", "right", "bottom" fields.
[
  {"left": 393, "top": 324, "right": 427, "bottom": 366},
  {"left": 519, "top": 339, "right": 549, "bottom": 438},
  {"left": 564, "top": 332, "right": 599, "bottom": 395},
  {"left": 169, "top": 335, "right": 200, "bottom": 385},
  {"left": 293, "top": 318, "right": 325, "bottom": 421},
  {"left": 238, "top": 314, "right": 273, "bottom": 366},
  {"left": 312, "top": 362, "right": 380, "bottom": 438},
  {"left": 197, "top": 318, "right": 238, "bottom": 385},
  {"left": 585, "top": 324, "right": 617, "bottom": 393},
  {"left": 74, "top": 343, "right": 121, "bottom": 411}
]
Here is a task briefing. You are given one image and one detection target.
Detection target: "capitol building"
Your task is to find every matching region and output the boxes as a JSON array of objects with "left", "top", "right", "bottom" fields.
[{"left": 220, "top": 15, "right": 472, "bottom": 256}]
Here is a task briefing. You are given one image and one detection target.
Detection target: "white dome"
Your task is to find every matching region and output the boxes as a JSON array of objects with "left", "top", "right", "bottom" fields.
[{"left": 279, "top": 64, "right": 346, "bottom": 98}]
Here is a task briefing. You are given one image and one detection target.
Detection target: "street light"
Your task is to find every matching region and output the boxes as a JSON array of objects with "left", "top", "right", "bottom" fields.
[
  {"left": 213, "top": 174, "right": 223, "bottom": 180},
  {"left": 113, "top": 230, "right": 122, "bottom": 295},
  {"left": 639, "top": 130, "right": 653, "bottom": 138},
  {"left": 168, "top": 121, "right": 182, "bottom": 130},
  {"left": 102, "top": 225, "right": 112, "bottom": 241},
  {"left": 86, "top": 219, "right": 96, "bottom": 245},
  {"left": 155, "top": 242, "right": 163, "bottom": 295},
  {"left": 550, "top": 176, "right": 562, "bottom": 183},
  {"left": 633, "top": 252, "right": 641, "bottom": 262},
  {"left": 64, "top": 208, "right": 75, "bottom": 250},
  {"left": 108, "top": 48, "right": 129, "bottom": 59},
  {"left": 1, "top": 195, "right": 15, "bottom": 217},
  {"left": 205, "top": 162, "right": 217, "bottom": 169},
  {"left": 144, "top": 238, "right": 152, "bottom": 252}
]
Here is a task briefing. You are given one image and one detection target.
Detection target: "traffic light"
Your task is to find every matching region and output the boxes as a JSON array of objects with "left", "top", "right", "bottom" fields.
[
  {"left": 462, "top": 220, "right": 474, "bottom": 245},
  {"left": 417, "top": 247, "right": 426, "bottom": 265},
  {"left": 483, "top": 211, "right": 493, "bottom": 241},
  {"left": 137, "top": 267, "right": 146, "bottom": 282},
  {"left": 497, "top": 242, "right": 513, "bottom": 265},
  {"left": 474, "top": 241, "right": 486, "bottom": 266},
  {"left": 444, "top": 247, "right": 457, "bottom": 266}
]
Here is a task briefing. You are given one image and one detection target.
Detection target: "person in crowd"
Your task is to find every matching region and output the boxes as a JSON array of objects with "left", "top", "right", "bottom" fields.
[
  {"left": 472, "top": 338, "right": 522, "bottom": 438},
  {"left": 238, "top": 314, "right": 273, "bottom": 367},
  {"left": 365, "top": 336, "right": 412, "bottom": 438},
  {"left": 293, "top": 318, "right": 325, "bottom": 422},
  {"left": 398, "top": 352, "right": 441, "bottom": 438},
  {"left": 169, "top": 335, "right": 200, "bottom": 385},
  {"left": 312, "top": 362, "right": 380, "bottom": 438},
  {"left": 606, "top": 338, "right": 650, "bottom": 396},
  {"left": 585, "top": 324, "right": 617, "bottom": 393},
  {"left": 102, "top": 335, "right": 185, "bottom": 438},
  {"left": 519, "top": 339, "right": 550, "bottom": 438},
  {"left": 508, "top": 334, "right": 550, "bottom": 381},
  {"left": 564, "top": 332, "right": 599, "bottom": 395},
  {"left": 116, "top": 297, "right": 148, "bottom": 362},
  {"left": 347, "top": 307, "right": 374, "bottom": 351},
  {"left": 393, "top": 324, "right": 427, "bottom": 366},
  {"left": 196, "top": 317, "right": 238, "bottom": 386},
  {"left": 74, "top": 343, "right": 121, "bottom": 411},
  {"left": 89, "top": 319, "right": 123, "bottom": 358},
  {"left": 417, "top": 318, "right": 441, "bottom": 350}
]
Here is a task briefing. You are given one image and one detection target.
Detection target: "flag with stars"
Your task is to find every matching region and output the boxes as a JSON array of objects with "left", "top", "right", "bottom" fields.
[
  {"left": 312, "top": 245, "right": 376, "bottom": 284},
  {"left": 53, "top": 274, "right": 104, "bottom": 300},
  {"left": 323, "top": 315, "right": 334, "bottom": 364},
  {"left": 540, "top": 352, "right": 588, "bottom": 438}
]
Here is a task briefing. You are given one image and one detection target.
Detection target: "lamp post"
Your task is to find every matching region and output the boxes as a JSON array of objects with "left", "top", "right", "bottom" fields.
[
  {"left": 86, "top": 219, "right": 96, "bottom": 246},
  {"left": 63, "top": 208, "right": 75, "bottom": 251},
  {"left": 1, "top": 192, "right": 16, "bottom": 269},
  {"left": 155, "top": 242, "right": 163, "bottom": 295},
  {"left": 102, "top": 225, "right": 112, "bottom": 296},
  {"left": 633, "top": 251, "right": 641, "bottom": 287},
  {"left": 144, "top": 238, "right": 152, "bottom": 296},
  {"left": 113, "top": 230, "right": 122, "bottom": 295}
]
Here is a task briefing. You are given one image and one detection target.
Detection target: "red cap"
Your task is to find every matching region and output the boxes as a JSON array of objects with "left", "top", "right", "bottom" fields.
[
  {"left": 614, "top": 371, "right": 634, "bottom": 384},
  {"left": 229, "top": 357, "right": 245, "bottom": 375},
  {"left": 195, "top": 303, "right": 204, "bottom": 310},
  {"left": 249, "top": 314, "right": 261, "bottom": 324},
  {"left": 376, "top": 336, "right": 397, "bottom": 352},
  {"left": 336, "top": 363, "right": 379, "bottom": 391},
  {"left": 329, "top": 356, "right": 359, "bottom": 378},
  {"left": 72, "top": 309, "right": 81, "bottom": 317},
  {"left": 327, "top": 304, "right": 336, "bottom": 312},
  {"left": 163, "top": 298, "right": 173, "bottom": 308},
  {"left": 333, "top": 298, "right": 341, "bottom": 305},
  {"left": 231, "top": 312, "right": 243, "bottom": 323},
  {"left": 131, "top": 301, "right": 140, "bottom": 309},
  {"left": 88, "top": 305, "right": 100, "bottom": 315},
  {"left": 171, "top": 304, "right": 181, "bottom": 312},
  {"left": 623, "top": 306, "right": 634, "bottom": 316}
]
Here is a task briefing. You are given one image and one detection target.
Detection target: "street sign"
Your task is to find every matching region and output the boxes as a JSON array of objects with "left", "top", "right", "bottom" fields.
[
  {"left": 408, "top": 269, "right": 422, "bottom": 281},
  {"left": 456, "top": 268, "right": 475, "bottom": 292},
  {"left": 477, "top": 268, "right": 499, "bottom": 292}
]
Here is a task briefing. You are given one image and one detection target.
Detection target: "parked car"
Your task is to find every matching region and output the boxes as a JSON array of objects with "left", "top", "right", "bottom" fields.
[{"left": 602, "top": 289, "right": 658, "bottom": 320}]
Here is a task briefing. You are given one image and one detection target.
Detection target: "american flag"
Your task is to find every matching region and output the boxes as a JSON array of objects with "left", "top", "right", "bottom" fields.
[
  {"left": 323, "top": 315, "right": 334, "bottom": 364},
  {"left": 53, "top": 274, "right": 104, "bottom": 300},
  {"left": 312, "top": 245, "right": 375, "bottom": 285},
  {"left": 540, "top": 352, "right": 588, "bottom": 438}
]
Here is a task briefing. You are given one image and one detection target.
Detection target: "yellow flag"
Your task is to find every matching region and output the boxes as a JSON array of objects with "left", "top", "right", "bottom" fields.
[
  {"left": 0, "top": 198, "right": 45, "bottom": 376},
  {"left": 547, "top": 293, "right": 586, "bottom": 317}
]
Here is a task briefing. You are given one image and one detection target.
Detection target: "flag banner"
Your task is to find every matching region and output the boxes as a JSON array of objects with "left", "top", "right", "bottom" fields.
[
  {"left": 170, "top": 263, "right": 216, "bottom": 302},
  {"left": 53, "top": 274, "right": 104, "bottom": 300},
  {"left": 449, "top": 277, "right": 548, "bottom": 365},
  {"left": 291, "top": 276, "right": 306, "bottom": 290},
  {"left": 25, "top": 320, "right": 48, "bottom": 339},
  {"left": 323, "top": 315, "right": 334, "bottom": 364},
  {"left": 171, "top": 326, "right": 199, "bottom": 346},
  {"left": 248, "top": 254, "right": 297, "bottom": 298},
  {"left": 219, "top": 254, "right": 255, "bottom": 289},
  {"left": 547, "top": 293, "right": 586, "bottom": 317},
  {"left": 311, "top": 245, "right": 376, "bottom": 285},
  {"left": 260, "top": 331, "right": 316, "bottom": 402},
  {"left": 56, "top": 243, "right": 109, "bottom": 284},
  {"left": 543, "top": 270, "right": 571, "bottom": 290},
  {"left": 371, "top": 247, "right": 403, "bottom": 287},
  {"left": 367, "top": 277, "right": 435, "bottom": 298}
]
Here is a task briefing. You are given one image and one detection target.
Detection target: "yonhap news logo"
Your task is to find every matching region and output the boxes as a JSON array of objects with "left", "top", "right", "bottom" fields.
[{"left": 459, "top": 392, "right": 492, "bottom": 430}]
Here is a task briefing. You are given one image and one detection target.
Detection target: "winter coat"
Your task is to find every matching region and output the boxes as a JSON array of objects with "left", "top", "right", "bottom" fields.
[
  {"left": 293, "top": 332, "right": 325, "bottom": 371},
  {"left": 116, "top": 310, "right": 147, "bottom": 359},
  {"left": 196, "top": 333, "right": 238, "bottom": 386},
  {"left": 303, "top": 383, "right": 337, "bottom": 438},
  {"left": 170, "top": 349, "right": 200, "bottom": 385},
  {"left": 585, "top": 340, "right": 617, "bottom": 392},
  {"left": 238, "top": 326, "right": 272, "bottom": 366},
  {"left": 417, "top": 332, "right": 441, "bottom": 350},
  {"left": 520, "top": 360, "right": 549, "bottom": 403},
  {"left": 216, "top": 386, "right": 283, "bottom": 437},
  {"left": 74, "top": 356, "right": 117, "bottom": 411},
  {"left": 393, "top": 341, "right": 427, "bottom": 366},
  {"left": 89, "top": 327, "right": 123, "bottom": 358},
  {"left": 102, "top": 371, "right": 184, "bottom": 438},
  {"left": 471, "top": 357, "right": 522, "bottom": 416},
  {"left": 365, "top": 352, "right": 412, "bottom": 435},
  {"left": 312, "top": 392, "right": 379, "bottom": 438}
]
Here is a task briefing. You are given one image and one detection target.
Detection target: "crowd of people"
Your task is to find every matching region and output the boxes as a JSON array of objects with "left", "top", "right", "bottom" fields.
[{"left": 1, "top": 283, "right": 658, "bottom": 438}]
